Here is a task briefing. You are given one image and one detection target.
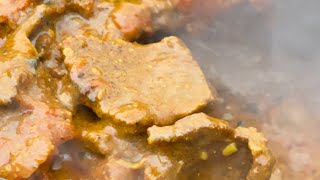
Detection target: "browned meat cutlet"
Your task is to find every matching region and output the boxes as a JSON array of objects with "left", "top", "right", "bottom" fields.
[
  {"left": 0, "top": 0, "right": 275, "bottom": 179},
  {"left": 0, "top": 65, "right": 74, "bottom": 179},
  {"left": 0, "top": 98, "right": 73, "bottom": 179},
  {"left": 44, "top": 0, "right": 95, "bottom": 17},
  {"left": 61, "top": 35, "right": 213, "bottom": 130},
  {"left": 0, "top": 0, "right": 94, "bottom": 24},
  {"left": 0, "top": 5, "right": 75, "bottom": 179},
  {"left": 0, "top": 0, "right": 94, "bottom": 105},
  {"left": 0, "top": 5, "right": 53, "bottom": 105},
  {"left": 148, "top": 113, "right": 275, "bottom": 180},
  {"left": 0, "top": 0, "right": 94, "bottom": 40},
  {"left": 72, "top": 109, "right": 274, "bottom": 179},
  {"left": 0, "top": 0, "right": 35, "bottom": 25},
  {"left": 108, "top": 0, "right": 182, "bottom": 41},
  {"left": 54, "top": 0, "right": 191, "bottom": 42}
]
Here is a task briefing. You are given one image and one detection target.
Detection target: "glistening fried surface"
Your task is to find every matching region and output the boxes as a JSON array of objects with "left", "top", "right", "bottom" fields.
[
  {"left": 61, "top": 35, "right": 213, "bottom": 129},
  {"left": 148, "top": 113, "right": 275, "bottom": 180},
  {"left": 0, "top": 1, "right": 275, "bottom": 179},
  {"left": 54, "top": 0, "right": 195, "bottom": 42},
  {"left": 110, "top": 0, "right": 186, "bottom": 41},
  {"left": 0, "top": 66, "right": 74, "bottom": 179},
  {"left": 0, "top": 5, "right": 74, "bottom": 179},
  {"left": 0, "top": 0, "right": 34, "bottom": 24},
  {"left": 71, "top": 109, "right": 273, "bottom": 179},
  {"left": 0, "top": 5, "right": 50, "bottom": 105},
  {"left": 33, "top": 108, "right": 275, "bottom": 180}
]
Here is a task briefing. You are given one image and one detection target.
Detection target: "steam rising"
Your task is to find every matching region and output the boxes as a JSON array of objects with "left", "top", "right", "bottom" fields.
[{"left": 178, "top": 0, "right": 320, "bottom": 178}]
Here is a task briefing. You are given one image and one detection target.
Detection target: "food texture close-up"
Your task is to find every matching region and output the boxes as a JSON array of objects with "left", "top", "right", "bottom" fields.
[{"left": 0, "top": 0, "right": 319, "bottom": 179}]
